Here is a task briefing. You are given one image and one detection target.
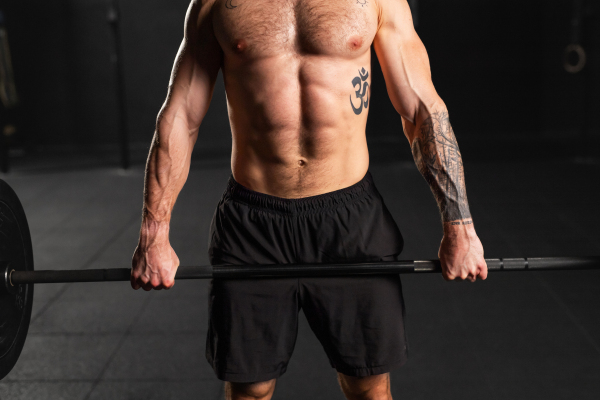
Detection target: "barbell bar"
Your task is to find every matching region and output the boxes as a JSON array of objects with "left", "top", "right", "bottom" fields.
[
  {"left": 1, "top": 178, "right": 599, "bottom": 381},
  {"left": 6, "top": 256, "right": 600, "bottom": 285}
]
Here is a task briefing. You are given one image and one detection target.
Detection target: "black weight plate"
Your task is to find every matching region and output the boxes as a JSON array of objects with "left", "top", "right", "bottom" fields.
[{"left": 0, "top": 179, "right": 34, "bottom": 380}]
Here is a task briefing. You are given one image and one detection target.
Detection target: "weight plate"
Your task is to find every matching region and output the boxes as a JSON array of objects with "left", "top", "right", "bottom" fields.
[{"left": 0, "top": 179, "right": 34, "bottom": 380}]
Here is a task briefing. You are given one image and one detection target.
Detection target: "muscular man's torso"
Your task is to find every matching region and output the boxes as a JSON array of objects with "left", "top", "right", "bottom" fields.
[{"left": 210, "top": 0, "right": 379, "bottom": 197}]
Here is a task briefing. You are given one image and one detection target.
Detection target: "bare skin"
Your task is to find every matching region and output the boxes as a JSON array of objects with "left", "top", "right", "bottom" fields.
[
  {"left": 131, "top": 0, "right": 488, "bottom": 398},
  {"left": 224, "top": 373, "right": 391, "bottom": 400}
]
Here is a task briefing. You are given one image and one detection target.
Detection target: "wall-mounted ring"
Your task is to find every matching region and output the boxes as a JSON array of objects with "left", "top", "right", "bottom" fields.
[{"left": 564, "top": 44, "right": 586, "bottom": 74}]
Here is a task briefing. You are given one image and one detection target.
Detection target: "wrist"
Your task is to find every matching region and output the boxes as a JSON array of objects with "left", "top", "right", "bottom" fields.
[
  {"left": 141, "top": 205, "right": 171, "bottom": 225},
  {"left": 139, "top": 215, "right": 170, "bottom": 245},
  {"left": 443, "top": 219, "right": 476, "bottom": 236}
]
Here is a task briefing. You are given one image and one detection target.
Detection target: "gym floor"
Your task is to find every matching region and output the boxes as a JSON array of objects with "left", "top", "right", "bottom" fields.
[{"left": 0, "top": 156, "right": 599, "bottom": 400}]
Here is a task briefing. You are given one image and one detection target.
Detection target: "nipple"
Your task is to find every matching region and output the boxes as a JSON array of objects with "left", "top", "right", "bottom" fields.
[
  {"left": 234, "top": 40, "right": 247, "bottom": 53},
  {"left": 347, "top": 36, "right": 363, "bottom": 51}
]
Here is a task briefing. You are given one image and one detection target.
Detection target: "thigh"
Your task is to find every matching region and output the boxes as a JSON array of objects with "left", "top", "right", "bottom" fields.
[
  {"left": 206, "top": 277, "right": 300, "bottom": 382},
  {"left": 300, "top": 274, "right": 408, "bottom": 377}
]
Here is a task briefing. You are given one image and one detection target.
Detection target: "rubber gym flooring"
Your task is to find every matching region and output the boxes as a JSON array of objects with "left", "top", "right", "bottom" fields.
[{"left": 0, "top": 158, "right": 599, "bottom": 399}]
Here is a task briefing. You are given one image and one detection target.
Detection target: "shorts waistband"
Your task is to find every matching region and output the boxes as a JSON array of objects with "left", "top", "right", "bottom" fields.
[{"left": 225, "top": 172, "right": 376, "bottom": 215}]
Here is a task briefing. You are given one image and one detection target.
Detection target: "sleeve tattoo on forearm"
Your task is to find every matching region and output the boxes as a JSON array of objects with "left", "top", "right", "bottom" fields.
[{"left": 410, "top": 111, "right": 472, "bottom": 223}]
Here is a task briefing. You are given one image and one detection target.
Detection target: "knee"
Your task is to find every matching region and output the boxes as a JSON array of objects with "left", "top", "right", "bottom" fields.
[
  {"left": 338, "top": 373, "right": 391, "bottom": 400},
  {"left": 225, "top": 379, "right": 276, "bottom": 400}
]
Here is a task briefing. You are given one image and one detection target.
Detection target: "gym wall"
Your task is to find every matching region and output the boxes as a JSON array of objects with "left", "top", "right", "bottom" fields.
[{"left": 2, "top": 0, "right": 598, "bottom": 158}]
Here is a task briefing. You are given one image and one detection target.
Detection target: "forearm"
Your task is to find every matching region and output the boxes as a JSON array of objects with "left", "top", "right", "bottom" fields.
[
  {"left": 408, "top": 107, "right": 472, "bottom": 227},
  {"left": 141, "top": 112, "right": 197, "bottom": 236}
]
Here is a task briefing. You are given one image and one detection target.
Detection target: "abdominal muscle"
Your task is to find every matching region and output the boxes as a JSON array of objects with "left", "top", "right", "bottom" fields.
[{"left": 224, "top": 52, "right": 372, "bottom": 198}]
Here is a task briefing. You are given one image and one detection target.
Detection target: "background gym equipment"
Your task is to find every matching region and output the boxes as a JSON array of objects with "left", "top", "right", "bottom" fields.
[
  {"left": 1, "top": 177, "right": 599, "bottom": 380},
  {"left": 107, "top": 0, "right": 130, "bottom": 170},
  {"left": 0, "top": 179, "right": 34, "bottom": 381}
]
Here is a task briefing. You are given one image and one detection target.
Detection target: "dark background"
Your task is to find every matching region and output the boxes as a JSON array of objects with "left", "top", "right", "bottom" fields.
[{"left": 1, "top": 0, "right": 599, "bottom": 165}]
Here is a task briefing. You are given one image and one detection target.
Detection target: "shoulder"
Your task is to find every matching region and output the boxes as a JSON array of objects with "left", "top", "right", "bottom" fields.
[
  {"left": 190, "top": 0, "right": 218, "bottom": 9},
  {"left": 187, "top": 0, "right": 218, "bottom": 18},
  {"left": 373, "top": 0, "right": 414, "bottom": 36},
  {"left": 373, "top": 0, "right": 414, "bottom": 31},
  {"left": 185, "top": 0, "right": 218, "bottom": 34}
]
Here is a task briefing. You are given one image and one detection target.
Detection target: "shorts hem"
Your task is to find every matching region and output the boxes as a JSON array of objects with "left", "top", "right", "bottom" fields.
[
  {"left": 213, "top": 366, "right": 288, "bottom": 383},
  {"left": 333, "top": 354, "right": 408, "bottom": 378}
]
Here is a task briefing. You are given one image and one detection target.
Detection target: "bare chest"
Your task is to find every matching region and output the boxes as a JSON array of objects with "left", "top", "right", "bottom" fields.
[{"left": 212, "top": 0, "right": 378, "bottom": 58}]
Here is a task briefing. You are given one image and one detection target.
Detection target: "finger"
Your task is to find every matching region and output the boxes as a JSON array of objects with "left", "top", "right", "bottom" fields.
[
  {"left": 443, "top": 272, "right": 455, "bottom": 281},
  {"left": 130, "top": 271, "right": 141, "bottom": 290},
  {"left": 130, "top": 274, "right": 139, "bottom": 290},
  {"left": 135, "top": 273, "right": 152, "bottom": 290},
  {"left": 150, "top": 273, "right": 162, "bottom": 288},
  {"left": 478, "top": 264, "right": 489, "bottom": 280},
  {"left": 140, "top": 273, "right": 151, "bottom": 285},
  {"left": 162, "top": 278, "right": 175, "bottom": 290},
  {"left": 469, "top": 266, "right": 479, "bottom": 282},
  {"left": 466, "top": 268, "right": 476, "bottom": 282},
  {"left": 161, "top": 269, "right": 175, "bottom": 289},
  {"left": 161, "top": 263, "right": 177, "bottom": 290},
  {"left": 440, "top": 259, "right": 454, "bottom": 281},
  {"left": 140, "top": 273, "right": 164, "bottom": 291},
  {"left": 156, "top": 278, "right": 175, "bottom": 290},
  {"left": 142, "top": 281, "right": 154, "bottom": 291}
]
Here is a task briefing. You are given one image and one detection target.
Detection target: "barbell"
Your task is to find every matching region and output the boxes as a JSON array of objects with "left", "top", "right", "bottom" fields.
[{"left": 0, "top": 178, "right": 599, "bottom": 380}]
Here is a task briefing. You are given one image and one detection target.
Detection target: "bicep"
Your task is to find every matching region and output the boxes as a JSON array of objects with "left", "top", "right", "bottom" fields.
[
  {"left": 373, "top": 0, "right": 443, "bottom": 137},
  {"left": 159, "top": 0, "right": 222, "bottom": 132}
]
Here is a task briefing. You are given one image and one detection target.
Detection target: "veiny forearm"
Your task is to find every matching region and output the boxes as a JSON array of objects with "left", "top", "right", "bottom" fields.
[
  {"left": 410, "top": 109, "right": 472, "bottom": 225},
  {"left": 142, "top": 112, "right": 197, "bottom": 232}
]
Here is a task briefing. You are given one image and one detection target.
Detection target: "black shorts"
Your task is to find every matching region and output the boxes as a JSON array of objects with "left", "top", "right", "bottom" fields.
[{"left": 206, "top": 172, "right": 408, "bottom": 382}]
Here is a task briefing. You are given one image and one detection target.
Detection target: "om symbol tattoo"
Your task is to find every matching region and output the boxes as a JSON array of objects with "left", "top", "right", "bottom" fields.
[
  {"left": 349, "top": 67, "right": 370, "bottom": 115},
  {"left": 357, "top": 0, "right": 368, "bottom": 7}
]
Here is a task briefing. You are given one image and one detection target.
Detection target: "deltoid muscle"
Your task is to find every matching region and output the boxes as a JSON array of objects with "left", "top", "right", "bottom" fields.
[{"left": 410, "top": 111, "right": 471, "bottom": 223}]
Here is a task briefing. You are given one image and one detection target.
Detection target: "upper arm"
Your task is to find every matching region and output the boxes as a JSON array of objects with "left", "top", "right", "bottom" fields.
[
  {"left": 159, "top": 0, "right": 223, "bottom": 132},
  {"left": 373, "top": 0, "right": 444, "bottom": 139}
]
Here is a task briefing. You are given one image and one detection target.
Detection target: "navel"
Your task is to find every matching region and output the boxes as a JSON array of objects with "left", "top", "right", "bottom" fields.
[{"left": 298, "top": 159, "right": 307, "bottom": 167}]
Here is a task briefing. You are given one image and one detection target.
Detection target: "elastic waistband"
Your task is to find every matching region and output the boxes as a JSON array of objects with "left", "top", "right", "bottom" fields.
[{"left": 224, "top": 172, "right": 376, "bottom": 215}]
